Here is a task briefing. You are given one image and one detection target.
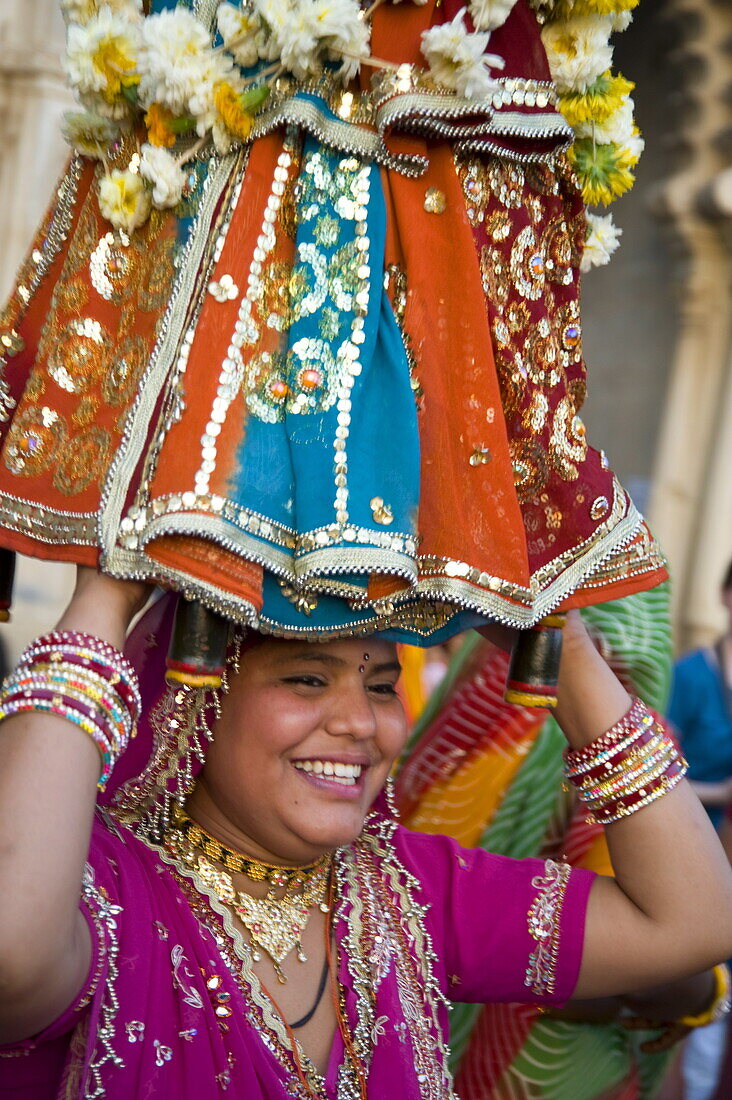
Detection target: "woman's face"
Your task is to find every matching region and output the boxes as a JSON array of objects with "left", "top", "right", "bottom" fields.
[{"left": 189, "top": 636, "right": 407, "bottom": 864}]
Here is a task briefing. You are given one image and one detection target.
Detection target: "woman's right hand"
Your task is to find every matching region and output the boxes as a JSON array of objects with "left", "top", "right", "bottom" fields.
[{"left": 56, "top": 565, "right": 152, "bottom": 650}]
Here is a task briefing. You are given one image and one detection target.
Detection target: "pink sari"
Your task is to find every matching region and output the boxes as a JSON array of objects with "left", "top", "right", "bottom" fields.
[
  {"left": 0, "top": 597, "right": 594, "bottom": 1099},
  {"left": 1, "top": 814, "right": 592, "bottom": 1098}
]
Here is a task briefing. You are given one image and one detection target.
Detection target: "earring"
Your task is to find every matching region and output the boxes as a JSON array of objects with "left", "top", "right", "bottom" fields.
[{"left": 384, "top": 775, "right": 399, "bottom": 821}]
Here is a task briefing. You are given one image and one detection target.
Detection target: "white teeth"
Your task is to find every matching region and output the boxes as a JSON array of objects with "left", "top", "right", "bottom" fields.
[{"left": 293, "top": 760, "right": 364, "bottom": 784}]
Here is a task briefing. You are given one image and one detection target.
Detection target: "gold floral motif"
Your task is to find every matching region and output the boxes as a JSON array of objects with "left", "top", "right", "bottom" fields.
[
  {"left": 525, "top": 859, "right": 571, "bottom": 997},
  {"left": 53, "top": 426, "right": 112, "bottom": 495},
  {"left": 486, "top": 209, "right": 511, "bottom": 241},
  {"left": 550, "top": 396, "right": 587, "bottom": 481},
  {"left": 102, "top": 335, "right": 150, "bottom": 407},
  {"left": 370, "top": 496, "right": 394, "bottom": 525},
  {"left": 72, "top": 395, "right": 101, "bottom": 428},
  {"left": 55, "top": 277, "right": 89, "bottom": 316},
  {"left": 510, "top": 225, "right": 546, "bottom": 302},
  {"left": 48, "top": 317, "right": 113, "bottom": 395},
  {"left": 510, "top": 438, "right": 549, "bottom": 503},
  {"left": 3, "top": 405, "right": 67, "bottom": 478},
  {"left": 423, "top": 187, "right": 446, "bottom": 214}
]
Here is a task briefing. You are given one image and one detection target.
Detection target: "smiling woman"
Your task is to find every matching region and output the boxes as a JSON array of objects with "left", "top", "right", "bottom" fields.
[{"left": 0, "top": 569, "right": 731, "bottom": 1099}]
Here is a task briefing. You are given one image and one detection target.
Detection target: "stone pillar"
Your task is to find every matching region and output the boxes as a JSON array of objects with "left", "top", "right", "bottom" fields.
[
  {"left": 0, "top": 0, "right": 75, "bottom": 659},
  {"left": 648, "top": 0, "right": 732, "bottom": 648}
]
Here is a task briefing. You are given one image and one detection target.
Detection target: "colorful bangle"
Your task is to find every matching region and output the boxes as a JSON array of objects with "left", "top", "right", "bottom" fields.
[
  {"left": 564, "top": 698, "right": 654, "bottom": 770},
  {"left": 586, "top": 759, "right": 688, "bottom": 825},
  {"left": 679, "top": 965, "right": 732, "bottom": 1029},
  {"left": 0, "top": 630, "right": 141, "bottom": 790},
  {"left": 21, "top": 632, "right": 140, "bottom": 716},
  {"left": 0, "top": 695, "right": 115, "bottom": 786},
  {"left": 564, "top": 699, "right": 687, "bottom": 824}
]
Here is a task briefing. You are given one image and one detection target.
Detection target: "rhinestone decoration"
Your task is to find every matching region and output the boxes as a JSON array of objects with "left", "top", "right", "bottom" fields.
[
  {"left": 469, "top": 445, "right": 492, "bottom": 466},
  {"left": 370, "top": 496, "right": 394, "bottom": 525},
  {"left": 423, "top": 187, "right": 446, "bottom": 214}
]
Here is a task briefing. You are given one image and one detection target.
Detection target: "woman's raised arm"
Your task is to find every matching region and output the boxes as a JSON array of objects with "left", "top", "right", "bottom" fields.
[
  {"left": 554, "top": 614, "right": 732, "bottom": 998},
  {"left": 0, "top": 568, "right": 147, "bottom": 1044}
]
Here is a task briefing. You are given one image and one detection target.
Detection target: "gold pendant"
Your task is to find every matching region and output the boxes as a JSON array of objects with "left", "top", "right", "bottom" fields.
[
  {"left": 164, "top": 825, "right": 331, "bottom": 982},
  {"left": 233, "top": 891, "right": 314, "bottom": 970}
]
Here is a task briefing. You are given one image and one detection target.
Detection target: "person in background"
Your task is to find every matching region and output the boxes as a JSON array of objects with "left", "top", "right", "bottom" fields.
[
  {"left": 667, "top": 560, "right": 732, "bottom": 1100},
  {"left": 396, "top": 586, "right": 731, "bottom": 1100},
  {"left": 668, "top": 560, "right": 732, "bottom": 830}
]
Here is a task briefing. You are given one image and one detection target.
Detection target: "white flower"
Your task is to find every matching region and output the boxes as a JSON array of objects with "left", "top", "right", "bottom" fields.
[
  {"left": 541, "top": 16, "right": 614, "bottom": 95},
  {"left": 468, "top": 0, "right": 516, "bottom": 32},
  {"left": 216, "top": 2, "right": 263, "bottom": 68},
  {"left": 259, "top": 0, "right": 318, "bottom": 80},
  {"left": 319, "top": 0, "right": 371, "bottom": 82},
  {"left": 61, "top": 0, "right": 142, "bottom": 27},
  {"left": 421, "top": 7, "right": 504, "bottom": 100},
  {"left": 98, "top": 168, "right": 152, "bottom": 231},
  {"left": 253, "top": 0, "right": 369, "bottom": 82},
  {"left": 574, "top": 93, "right": 632, "bottom": 144},
  {"left": 581, "top": 211, "right": 622, "bottom": 273},
  {"left": 137, "top": 9, "right": 218, "bottom": 115},
  {"left": 619, "top": 130, "right": 644, "bottom": 164},
  {"left": 61, "top": 109, "right": 120, "bottom": 157},
  {"left": 187, "top": 52, "right": 239, "bottom": 142},
  {"left": 139, "top": 143, "right": 186, "bottom": 208},
  {"left": 64, "top": 8, "right": 142, "bottom": 118},
  {"left": 611, "top": 12, "right": 633, "bottom": 33}
]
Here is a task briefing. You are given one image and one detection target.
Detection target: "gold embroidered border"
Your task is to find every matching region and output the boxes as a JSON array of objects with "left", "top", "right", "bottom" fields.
[
  {"left": 0, "top": 493, "right": 97, "bottom": 544},
  {"left": 525, "top": 858, "right": 571, "bottom": 997},
  {"left": 100, "top": 152, "right": 247, "bottom": 559}
]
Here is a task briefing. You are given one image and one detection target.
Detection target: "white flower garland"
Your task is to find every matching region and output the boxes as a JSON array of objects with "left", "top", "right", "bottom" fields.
[{"left": 61, "top": 0, "right": 518, "bottom": 231}]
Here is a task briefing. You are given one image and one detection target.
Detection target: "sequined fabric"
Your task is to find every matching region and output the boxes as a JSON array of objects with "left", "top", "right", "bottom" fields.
[{"left": 0, "top": 0, "right": 666, "bottom": 640}]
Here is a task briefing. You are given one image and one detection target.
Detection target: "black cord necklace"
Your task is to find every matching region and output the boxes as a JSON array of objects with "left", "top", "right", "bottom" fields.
[{"left": 290, "top": 955, "right": 330, "bottom": 1030}]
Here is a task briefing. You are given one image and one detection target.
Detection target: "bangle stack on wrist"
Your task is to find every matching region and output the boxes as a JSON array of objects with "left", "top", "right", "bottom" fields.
[
  {"left": 680, "top": 964, "right": 732, "bottom": 1029},
  {"left": 564, "top": 698, "right": 687, "bottom": 824},
  {"left": 0, "top": 630, "right": 141, "bottom": 789}
]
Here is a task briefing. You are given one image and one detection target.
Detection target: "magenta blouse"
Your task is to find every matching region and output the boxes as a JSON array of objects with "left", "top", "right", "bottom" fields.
[{"left": 0, "top": 811, "right": 594, "bottom": 1098}]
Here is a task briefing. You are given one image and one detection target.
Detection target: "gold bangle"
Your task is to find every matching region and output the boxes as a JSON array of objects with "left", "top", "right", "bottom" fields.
[{"left": 679, "top": 964, "right": 732, "bottom": 1029}]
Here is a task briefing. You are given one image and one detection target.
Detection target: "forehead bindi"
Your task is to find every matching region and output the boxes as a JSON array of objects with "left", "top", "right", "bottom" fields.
[{"left": 274, "top": 643, "right": 400, "bottom": 673}]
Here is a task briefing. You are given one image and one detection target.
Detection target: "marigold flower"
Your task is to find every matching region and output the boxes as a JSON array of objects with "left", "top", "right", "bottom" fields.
[
  {"left": 144, "top": 103, "right": 178, "bottom": 148},
  {"left": 568, "top": 137, "right": 635, "bottom": 206},
  {"left": 214, "top": 82, "right": 255, "bottom": 143},
  {"left": 559, "top": 70, "right": 633, "bottom": 127}
]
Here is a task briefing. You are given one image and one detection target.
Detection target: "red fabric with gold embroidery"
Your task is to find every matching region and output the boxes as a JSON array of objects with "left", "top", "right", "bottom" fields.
[{"left": 0, "top": 0, "right": 666, "bottom": 637}]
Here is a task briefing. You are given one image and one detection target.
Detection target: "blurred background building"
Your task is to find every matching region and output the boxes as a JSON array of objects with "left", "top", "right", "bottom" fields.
[{"left": 0, "top": 0, "right": 730, "bottom": 659}]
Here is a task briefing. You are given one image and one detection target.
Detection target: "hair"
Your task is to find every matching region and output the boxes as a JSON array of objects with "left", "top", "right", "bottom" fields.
[{"left": 723, "top": 559, "right": 732, "bottom": 592}]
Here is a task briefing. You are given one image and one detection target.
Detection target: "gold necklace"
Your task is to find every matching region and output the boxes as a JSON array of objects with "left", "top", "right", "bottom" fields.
[
  {"left": 172, "top": 806, "right": 329, "bottom": 886},
  {"left": 167, "top": 812, "right": 331, "bottom": 983}
]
